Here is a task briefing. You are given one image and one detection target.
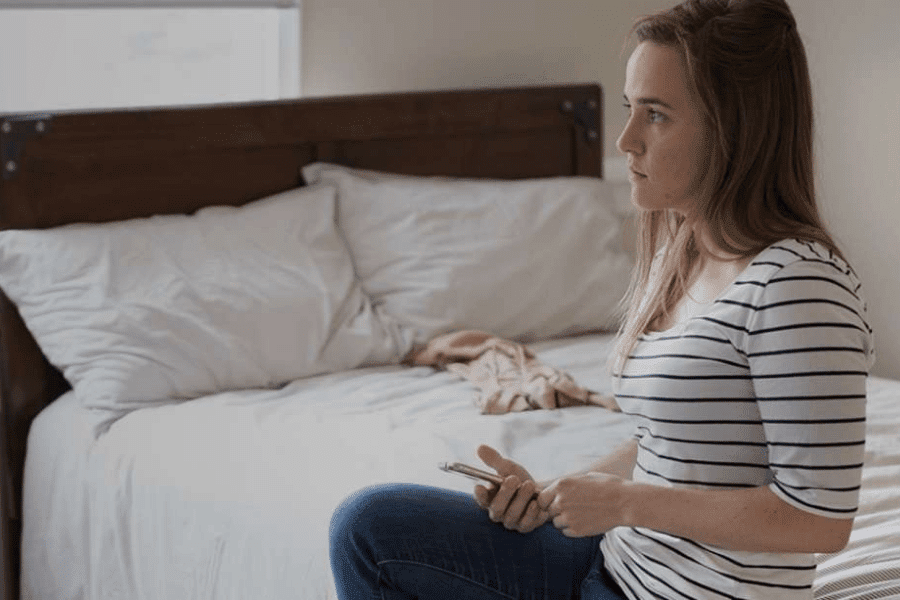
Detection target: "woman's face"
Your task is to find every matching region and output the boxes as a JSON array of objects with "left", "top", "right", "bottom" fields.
[{"left": 617, "top": 42, "right": 711, "bottom": 214}]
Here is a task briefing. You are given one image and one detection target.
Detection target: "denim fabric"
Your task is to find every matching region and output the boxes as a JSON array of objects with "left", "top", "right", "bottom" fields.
[{"left": 329, "top": 483, "right": 627, "bottom": 600}]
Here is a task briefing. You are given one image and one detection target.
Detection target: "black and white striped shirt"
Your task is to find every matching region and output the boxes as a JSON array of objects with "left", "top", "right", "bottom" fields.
[{"left": 602, "top": 239, "right": 875, "bottom": 600}]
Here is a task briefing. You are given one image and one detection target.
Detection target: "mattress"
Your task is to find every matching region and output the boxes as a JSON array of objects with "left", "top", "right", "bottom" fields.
[{"left": 20, "top": 333, "right": 900, "bottom": 599}]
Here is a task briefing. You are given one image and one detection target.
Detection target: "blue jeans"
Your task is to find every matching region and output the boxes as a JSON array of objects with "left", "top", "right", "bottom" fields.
[{"left": 329, "top": 483, "right": 627, "bottom": 600}]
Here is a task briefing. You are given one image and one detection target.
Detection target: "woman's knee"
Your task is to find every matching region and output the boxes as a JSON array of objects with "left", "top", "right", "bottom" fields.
[
  {"left": 330, "top": 483, "right": 477, "bottom": 552},
  {"left": 330, "top": 483, "right": 400, "bottom": 546}
]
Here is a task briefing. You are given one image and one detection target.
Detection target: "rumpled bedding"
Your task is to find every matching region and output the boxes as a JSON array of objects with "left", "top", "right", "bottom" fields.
[
  {"left": 20, "top": 333, "right": 900, "bottom": 600},
  {"left": 23, "top": 334, "right": 631, "bottom": 600}
]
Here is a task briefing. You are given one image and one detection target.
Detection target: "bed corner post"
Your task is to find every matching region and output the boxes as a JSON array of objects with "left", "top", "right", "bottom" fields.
[
  {"left": 1, "top": 499, "right": 15, "bottom": 600},
  {"left": 1, "top": 411, "right": 17, "bottom": 600},
  {"left": 0, "top": 291, "right": 68, "bottom": 600}
]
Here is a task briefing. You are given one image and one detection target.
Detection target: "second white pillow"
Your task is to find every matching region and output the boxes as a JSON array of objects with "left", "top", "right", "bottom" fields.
[{"left": 303, "top": 163, "right": 633, "bottom": 347}]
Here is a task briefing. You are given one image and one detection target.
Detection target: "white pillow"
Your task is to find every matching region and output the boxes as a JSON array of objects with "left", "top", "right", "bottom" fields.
[
  {"left": 0, "top": 184, "right": 400, "bottom": 413},
  {"left": 302, "top": 163, "right": 633, "bottom": 347}
]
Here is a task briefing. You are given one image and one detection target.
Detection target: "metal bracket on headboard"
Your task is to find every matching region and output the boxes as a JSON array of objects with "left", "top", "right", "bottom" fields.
[
  {"left": 1, "top": 115, "right": 52, "bottom": 180},
  {"left": 560, "top": 99, "right": 600, "bottom": 144}
]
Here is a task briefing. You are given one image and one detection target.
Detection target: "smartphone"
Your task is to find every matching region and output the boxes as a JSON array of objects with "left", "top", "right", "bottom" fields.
[{"left": 439, "top": 461, "right": 504, "bottom": 486}]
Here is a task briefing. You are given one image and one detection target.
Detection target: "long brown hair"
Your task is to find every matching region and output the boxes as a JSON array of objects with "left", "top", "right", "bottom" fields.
[{"left": 614, "top": 0, "right": 842, "bottom": 370}]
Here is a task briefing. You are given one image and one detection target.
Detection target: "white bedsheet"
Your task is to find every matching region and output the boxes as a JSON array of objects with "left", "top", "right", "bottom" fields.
[
  {"left": 23, "top": 334, "right": 632, "bottom": 599},
  {"left": 814, "top": 376, "right": 900, "bottom": 599},
  {"left": 21, "top": 333, "right": 900, "bottom": 599}
]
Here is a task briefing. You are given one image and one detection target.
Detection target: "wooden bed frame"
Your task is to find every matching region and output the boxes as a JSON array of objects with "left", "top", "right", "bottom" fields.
[{"left": 0, "top": 83, "right": 603, "bottom": 599}]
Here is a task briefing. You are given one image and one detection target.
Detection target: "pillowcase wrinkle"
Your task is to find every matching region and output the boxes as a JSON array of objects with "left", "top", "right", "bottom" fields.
[{"left": 0, "top": 183, "right": 402, "bottom": 415}]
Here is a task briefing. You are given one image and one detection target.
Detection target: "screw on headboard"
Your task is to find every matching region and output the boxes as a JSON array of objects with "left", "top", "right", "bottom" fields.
[
  {"left": 559, "top": 99, "right": 600, "bottom": 145},
  {"left": 1, "top": 115, "right": 52, "bottom": 180}
]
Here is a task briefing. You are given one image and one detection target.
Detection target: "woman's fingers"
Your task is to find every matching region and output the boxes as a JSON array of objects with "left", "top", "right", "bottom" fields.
[
  {"left": 477, "top": 444, "right": 511, "bottom": 475},
  {"left": 478, "top": 475, "right": 550, "bottom": 534},
  {"left": 473, "top": 483, "right": 494, "bottom": 509},
  {"left": 519, "top": 499, "right": 550, "bottom": 533},
  {"left": 474, "top": 445, "right": 547, "bottom": 533},
  {"left": 502, "top": 479, "right": 535, "bottom": 530},
  {"left": 537, "top": 481, "right": 558, "bottom": 516},
  {"left": 487, "top": 475, "right": 520, "bottom": 522}
]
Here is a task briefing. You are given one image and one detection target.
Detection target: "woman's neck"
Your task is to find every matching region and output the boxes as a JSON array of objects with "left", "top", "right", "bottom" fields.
[
  {"left": 692, "top": 221, "right": 751, "bottom": 263},
  {"left": 651, "top": 223, "right": 757, "bottom": 332}
]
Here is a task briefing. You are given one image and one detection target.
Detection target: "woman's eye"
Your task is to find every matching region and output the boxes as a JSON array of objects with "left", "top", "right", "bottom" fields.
[{"left": 648, "top": 109, "right": 666, "bottom": 123}]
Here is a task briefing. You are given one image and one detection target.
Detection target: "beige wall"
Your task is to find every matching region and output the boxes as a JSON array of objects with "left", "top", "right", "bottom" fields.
[
  {"left": 302, "top": 0, "right": 900, "bottom": 378},
  {"left": 302, "top": 0, "right": 671, "bottom": 159},
  {"left": 789, "top": 0, "right": 900, "bottom": 378}
]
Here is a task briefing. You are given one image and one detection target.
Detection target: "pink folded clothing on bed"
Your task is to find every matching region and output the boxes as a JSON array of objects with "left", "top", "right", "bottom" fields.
[{"left": 409, "top": 330, "right": 620, "bottom": 415}]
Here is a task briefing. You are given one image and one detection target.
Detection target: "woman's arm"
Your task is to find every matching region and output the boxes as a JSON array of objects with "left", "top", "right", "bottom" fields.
[
  {"left": 627, "top": 482, "right": 853, "bottom": 553},
  {"left": 538, "top": 474, "right": 854, "bottom": 554},
  {"left": 476, "top": 438, "right": 853, "bottom": 553},
  {"left": 573, "top": 438, "right": 638, "bottom": 481}
]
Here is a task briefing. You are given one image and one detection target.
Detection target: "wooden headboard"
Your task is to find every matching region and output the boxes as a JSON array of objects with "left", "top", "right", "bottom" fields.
[{"left": 0, "top": 83, "right": 603, "bottom": 596}]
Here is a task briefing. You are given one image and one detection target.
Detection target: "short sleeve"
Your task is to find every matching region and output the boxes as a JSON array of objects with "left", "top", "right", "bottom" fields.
[{"left": 745, "top": 255, "right": 874, "bottom": 518}]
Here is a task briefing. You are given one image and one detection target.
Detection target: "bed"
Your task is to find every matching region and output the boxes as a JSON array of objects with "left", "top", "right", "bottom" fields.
[{"left": 0, "top": 84, "right": 898, "bottom": 600}]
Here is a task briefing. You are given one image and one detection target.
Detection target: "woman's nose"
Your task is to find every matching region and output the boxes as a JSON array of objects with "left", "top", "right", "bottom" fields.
[{"left": 616, "top": 119, "right": 643, "bottom": 156}]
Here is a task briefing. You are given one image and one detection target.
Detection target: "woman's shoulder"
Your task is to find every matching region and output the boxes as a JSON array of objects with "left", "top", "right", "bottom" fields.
[
  {"left": 729, "top": 237, "right": 871, "bottom": 328},
  {"left": 740, "top": 238, "right": 876, "bottom": 366},
  {"left": 751, "top": 238, "right": 863, "bottom": 293}
]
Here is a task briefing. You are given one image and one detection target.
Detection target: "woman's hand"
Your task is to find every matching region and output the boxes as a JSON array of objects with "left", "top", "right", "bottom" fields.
[
  {"left": 473, "top": 445, "right": 550, "bottom": 533},
  {"left": 537, "top": 472, "right": 627, "bottom": 538}
]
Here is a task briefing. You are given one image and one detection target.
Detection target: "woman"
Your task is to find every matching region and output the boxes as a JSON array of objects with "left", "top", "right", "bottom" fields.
[{"left": 329, "top": 0, "right": 875, "bottom": 598}]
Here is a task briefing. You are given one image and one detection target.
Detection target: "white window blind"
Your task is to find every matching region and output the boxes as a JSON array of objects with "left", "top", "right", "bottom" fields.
[
  {"left": 0, "top": 1, "right": 301, "bottom": 113},
  {"left": 0, "top": 1, "right": 297, "bottom": 8}
]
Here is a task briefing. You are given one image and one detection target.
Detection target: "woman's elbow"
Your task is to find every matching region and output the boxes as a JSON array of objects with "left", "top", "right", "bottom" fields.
[
  {"left": 767, "top": 491, "right": 855, "bottom": 553},
  {"left": 807, "top": 516, "right": 854, "bottom": 554}
]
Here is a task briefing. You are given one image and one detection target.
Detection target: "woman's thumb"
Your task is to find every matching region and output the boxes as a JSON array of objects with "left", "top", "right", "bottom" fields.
[{"left": 477, "top": 444, "right": 505, "bottom": 471}]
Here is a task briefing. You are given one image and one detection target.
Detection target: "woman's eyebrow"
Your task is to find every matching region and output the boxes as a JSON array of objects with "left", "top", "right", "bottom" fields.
[{"left": 623, "top": 94, "right": 674, "bottom": 110}]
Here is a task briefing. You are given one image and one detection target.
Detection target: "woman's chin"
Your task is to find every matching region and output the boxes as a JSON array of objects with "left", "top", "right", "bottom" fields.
[{"left": 630, "top": 187, "right": 693, "bottom": 214}]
